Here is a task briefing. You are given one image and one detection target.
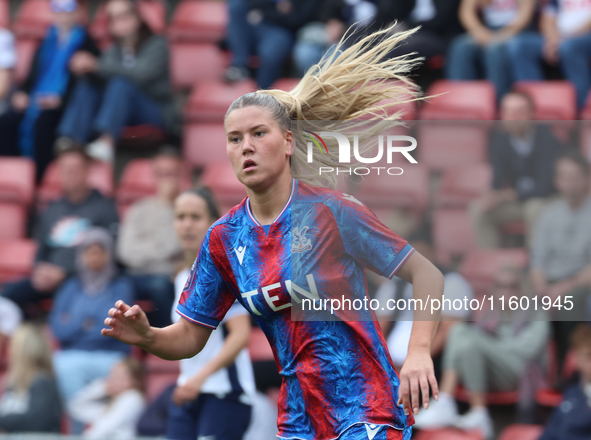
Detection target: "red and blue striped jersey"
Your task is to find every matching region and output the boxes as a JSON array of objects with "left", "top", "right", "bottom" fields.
[{"left": 177, "top": 179, "right": 415, "bottom": 440}]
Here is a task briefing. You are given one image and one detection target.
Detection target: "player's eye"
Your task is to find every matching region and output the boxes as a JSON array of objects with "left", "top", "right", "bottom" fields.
[
  {"left": 254, "top": 130, "right": 265, "bottom": 137},
  {"left": 229, "top": 136, "right": 241, "bottom": 143}
]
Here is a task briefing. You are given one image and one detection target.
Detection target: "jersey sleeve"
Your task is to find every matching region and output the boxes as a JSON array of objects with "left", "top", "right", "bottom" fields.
[
  {"left": 334, "top": 194, "right": 415, "bottom": 279},
  {"left": 176, "top": 226, "right": 235, "bottom": 329}
]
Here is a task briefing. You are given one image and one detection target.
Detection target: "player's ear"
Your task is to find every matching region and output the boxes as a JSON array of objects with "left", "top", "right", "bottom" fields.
[{"left": 285, "top": 130, "right": 294, "bottom": 157}]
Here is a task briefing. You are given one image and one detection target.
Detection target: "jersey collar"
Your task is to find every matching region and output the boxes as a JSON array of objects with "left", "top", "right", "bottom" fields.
[{"left": 246, "top": 178, "right": 297, "bottom": 227}]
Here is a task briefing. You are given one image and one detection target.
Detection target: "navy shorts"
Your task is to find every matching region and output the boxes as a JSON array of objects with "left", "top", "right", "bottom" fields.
[
  {"left": 166, "top": 393, "right": 252, "bottom": 440},
  {"left": 337, "top": 424, "right": 413, "bottom": 440}
]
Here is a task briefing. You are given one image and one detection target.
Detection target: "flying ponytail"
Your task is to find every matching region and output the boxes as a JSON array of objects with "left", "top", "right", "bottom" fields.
[{"left": 225, "top": 24, "right": 423, "bottom": 188}]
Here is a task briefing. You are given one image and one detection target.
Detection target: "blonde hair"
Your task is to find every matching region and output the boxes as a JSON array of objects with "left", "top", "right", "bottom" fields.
[
  {"left": 225, "top": 25, "right": 423, "bottom": 188},
  {"left": 7, "top": 324, "right": 54, "bottom": 394}
]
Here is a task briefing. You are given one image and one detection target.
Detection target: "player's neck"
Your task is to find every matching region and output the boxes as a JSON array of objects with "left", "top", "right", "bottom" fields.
[{"left": 247, "top": 173, "right": 293, "bottom": 225}]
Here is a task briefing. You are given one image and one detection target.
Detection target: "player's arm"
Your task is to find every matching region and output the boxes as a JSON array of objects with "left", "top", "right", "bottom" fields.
[
  {"left": 102, "top": 300, "right": 212, "bottom": 361},
  {"left": 395, "top": 251, "right": 444, "bottom": 416}
]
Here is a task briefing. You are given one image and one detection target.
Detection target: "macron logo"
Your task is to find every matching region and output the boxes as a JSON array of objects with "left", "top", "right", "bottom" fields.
[
  {"left": 234, "top": 245, "right": 246, "bottom": 265},
  {"left": 343, "top": 193, "right": 363, "bottom": 206},
  {"left": 365, "top": 424, "right": 381, "bottom": 440}
]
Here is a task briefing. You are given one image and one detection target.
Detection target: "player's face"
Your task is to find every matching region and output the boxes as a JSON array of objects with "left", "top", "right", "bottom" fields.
[
  {"left": 174, "top": 193, "right": 214, "bottom": 253},
  {"left": 225, "top": 106, "right": 292, "bottom": 192}
]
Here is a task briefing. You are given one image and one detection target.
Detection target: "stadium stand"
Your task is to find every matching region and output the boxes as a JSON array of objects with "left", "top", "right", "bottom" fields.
[
  {"left": 13, "top": 37, "right": 39, "bottom": 85},
  {"left": 0, "top": 0, "right": 9, "bottom": 28},
  {"left": 420, "top": 80, "right": 496, "bottom": 120},
  {"left": 144, "top": 353, "right": 180, "bottom": 402},
  {"left": 459, "top": 249, "right": 529, "bottom": 296},
  {"left": 432, "top": 209, "right": 476, "bottom": 267},
  {"left": 184, "top": 78, "right": 257, "bottom": 121},
  {"left": 183, "top": 122, "right": 229, "bottom": 168},
  {"left": 37, "top": 160, "right": 114, "bottom": 211},
  {"left": 168, "top": 0, "right": 228, "bottom": 44},
  {"left": 0, "top": 203, "right": 27, "bottom": 240},
  {"left": 199, "top": 161, "right": 246, "bottom": 213},
  {"left": 498, "top": 424, "right": 543, "bottom": 440},
  {"left": 414, "top": 428, "right": 485, "bottom": 440},
  {"left": 13, "top": 0, "right": 89, "bottom": 40},
  {"left": 116, "top": 158, "right": 192, "bottom": 216},
  {"left": 435, "top": 163, "right": 492, "bottom": 209},
  {"left": 0, "top": 157, "right": 36, "bottom": 208},
  {"left": 513, "top": 81, "right": 576, "bottom": 121},
  {"left": 170, "top": 43, "right": 228, "bottom": 91},
  {"left": 248, "top": 327, "right": 274, "bottom": 362},
  {"left": 0, "top": 239, "right": 37, "bottom": 284}
]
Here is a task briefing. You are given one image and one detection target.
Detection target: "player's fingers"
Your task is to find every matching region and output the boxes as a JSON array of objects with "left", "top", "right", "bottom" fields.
[
  {"left": 101, "top": 327, "right": 115, "bottom": 337},
  {"left": 108, "top": 308, "right": 119, "bottom": 318},
  {"left": 123, "top": 304, "right": 141, "bottom": 318},
  {"left": 419, "top": 374, "right": 430, "bottom": 410},
  {"left": 410, "top": 375, "right": 420, "bottom": 415},
  {"left": 428, "top": 372, "right": 439, "bottom": 402},
  {"left": 115, "top": 300, "right": 131, "bottom": 313},
  {"left": 398, "top": 377, "right": 410, "bottom": 415}
]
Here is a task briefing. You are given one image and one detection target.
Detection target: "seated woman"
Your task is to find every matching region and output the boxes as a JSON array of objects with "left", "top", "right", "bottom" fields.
[
  {"left": 56, "top": 0, "right": 179, "bottom": 163},
  {"left": 0, "top": 0, "right": 99, "bottom": 181},
  {"left": 413, "top": 264, "right": 551, "bottom": 440},
  {"left": 69, "top": 358, "right": 146, "bottom": 439},
  {"left": 0, "top": 324, "right": 62, "bottom": 433},
  {"left": 49, "top": 228, "right": 135, "bottom": 414}
]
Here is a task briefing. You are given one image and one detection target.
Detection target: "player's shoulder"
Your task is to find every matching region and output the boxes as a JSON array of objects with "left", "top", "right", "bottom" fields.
[{"left": 207, "top": 198, "right": 248, "bottom": 237}]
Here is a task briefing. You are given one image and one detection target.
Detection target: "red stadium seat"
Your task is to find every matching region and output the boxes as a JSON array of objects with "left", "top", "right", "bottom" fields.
[
  {"left": 0, "top": 204, "right": 27, "bottom": 240},
  {"left": 200, "top": 162, "right": 246, "bottom": 212},
  {"left": 116, "top": 158, "right": 193, "bottom": 213},
  {"left": 498, "top": 424, "right": 543, "bottom": 440},
  {"left": 145, "top": 353, "right": 180, "bottom": 374},
  {"left": 249, "top": 327, "right": 274, "bottom": 362},
  {"left": 352, "top": 165, "right": 429, "bottom": 217},
  {"left": 0, "top": 0, "right": 9, "bottom": 28},
  {"left": 416, "top": 122, "right": 488, "bottom": 172},
  {"left": 184, "top": 79, "right": 256, "bottom": 122},
  {"left": 435, "top": 163, "right": 492, "bottom": 208},
  {"left": 14, "top": 0, "right": 89, "bottom": 39},
  {"left": 0, "top": 239, "right": 37, "bottom": 284},
  {"left": 513, "top": 81, "right": 576, "bottom": 121},
  {"left": 271, "top": 78, "right": 301, "bottom": 92},
  {"left": 170, "top": 44, "right": 229, "bottom": 91},
  {"left": 91, "top": 0, "right": 166, "bottom": 47},
  {"left": 420, "top": 80, "right": 496, "bottom": 120},
  {"left": 432, "top": 209, "right": 476, "bottom": 267},
  {"left": 170, "top": 43, "right": 228, "bottom": 91},
  {"left": 456, "top": 385, "right": 519, "bottom": 405},
  {"left": 183, "top": 123, "right": 229, "bottom": 168},
  {"left": 168, "top": 0, "right": 228, "bottom": 43},
  {"left": 14, "top": 38, "right": 39, "bottom": 85},
  {"left": 459, "top": 248, "right": 529, "bottom": 296},
  {"left": 0, "top": 157, "right": 36, "bottom": 207},
  {"left": 146, "top": 372, "right": 178, "bottom": 402},
  {"left": 414, "top": 428, "right": 484, "bottom": 440},
  {"left": 37, "top": 160, "right": 114, "bottom": 211}
]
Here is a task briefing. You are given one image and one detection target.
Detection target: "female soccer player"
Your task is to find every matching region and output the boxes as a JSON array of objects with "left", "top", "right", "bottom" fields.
[{"left": 103, "top": 26, "right": 444, "bottom": 440}]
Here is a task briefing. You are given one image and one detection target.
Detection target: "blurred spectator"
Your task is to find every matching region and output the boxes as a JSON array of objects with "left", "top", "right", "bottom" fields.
[
  {"left": 224, "top": 0, "right": 316, "bottom": 89},
  {"left": 0, "top": 27, "right": 15, "bottom": 115},
  {"left": 292, "top": 0, "right": 377, "bottom": 75},
  {"left": 469, "top": 92, "right": 559, "bottom": 249},
  {"left": 0, "top": 324, "right": 62, "bottom": 433},
  {"left": 530, "top": 151, "right": 591, "bottom": 369},
  {"left": 69, "top": 358, "right": 146, "bottom": 440},
  {"left": 446, "top": 0, "right": 535, "bottom": 101},
  {"left": 117, "top": 148, "right": 183, "bottom": 328},
  {"left": 376, "top": 232, "right": 474, "bottom": 376},
  {"left": 167, "top": 188, "right": 255, "bottom": 440},
  {"left": 49, "top": 228, "right": 133, "bottom": 416},
  {"left": 0, "top": 0, "right": 100, "bottom": 181},
  {"left": 0, "top": 147, "right": 118, "bottom": 318},
  {"left": 383, "top": 0, "right": 463, "bottom": 62},
  {"left": 56, "top": 0, "right": 179, "bottom": 163},
  {"left": 507, "top": 0, "right": 591, "bottom": 109},
  {"left": 414, "top": 265, "right": 550, "bottom": 440},
  {"left": 539, "top": 323, "right": 591, "bottom": 440},
  {"left": 0, "top": 298, "right": 22, "bottom": 357}
]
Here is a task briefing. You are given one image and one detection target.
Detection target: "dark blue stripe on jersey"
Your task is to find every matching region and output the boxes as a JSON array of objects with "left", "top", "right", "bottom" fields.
[{"left": 221, "top": 323, "right": 244, "bottom": 396}]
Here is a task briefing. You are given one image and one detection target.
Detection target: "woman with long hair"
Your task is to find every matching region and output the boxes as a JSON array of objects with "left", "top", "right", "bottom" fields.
[
  {"left": 103, "top": 26, "right": 444, "bottom": 440},
  {"left": 0, "top": 324, "right": 62, "bottom": 433},
  {"left": 167, "top": 188, "right": 255, "bottom": 440},
  {"left": 56, "top": 0, "right": 179, "bottom": 162}
]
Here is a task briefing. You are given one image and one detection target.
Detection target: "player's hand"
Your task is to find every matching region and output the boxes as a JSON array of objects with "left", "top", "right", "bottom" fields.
[
  {"left": 102, "top": 300, "right": 153, "bottom": 347},
  {"left": 397, "top": 350, "right": 438, "bottom": 417}
]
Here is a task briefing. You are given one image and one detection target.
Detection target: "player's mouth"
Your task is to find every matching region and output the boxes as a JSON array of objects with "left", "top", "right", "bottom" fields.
[{"left": 243, "top": 159, "right": 257, "bottom": 172}]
